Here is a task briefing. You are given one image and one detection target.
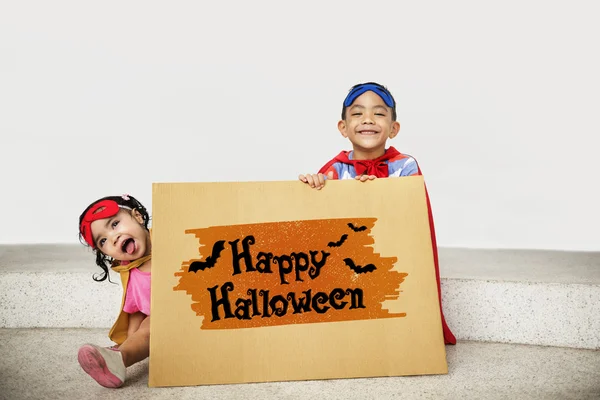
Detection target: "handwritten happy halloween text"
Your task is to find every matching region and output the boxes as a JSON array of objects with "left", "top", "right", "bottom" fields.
[
  {"left": 175, "top": 218, "right": 407, "bottom": 330},
  {"left": 193, "top": 235, "right": 366, "bottom": 322}
]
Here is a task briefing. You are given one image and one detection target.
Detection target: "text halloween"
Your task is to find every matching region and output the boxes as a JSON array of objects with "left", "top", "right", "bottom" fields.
[{"left": 190, "top": 235, "right": 366, "bottom": 322}]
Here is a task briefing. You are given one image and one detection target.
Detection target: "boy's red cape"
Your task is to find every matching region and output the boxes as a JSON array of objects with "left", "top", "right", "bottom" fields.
[{"left": 319, "top": 147, "right": 456, "bottom": 345}]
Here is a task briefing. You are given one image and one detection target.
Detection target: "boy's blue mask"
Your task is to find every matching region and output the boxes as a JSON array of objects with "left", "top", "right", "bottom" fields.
[{"left": 343, "top": 83, "right": 395, "bottom": 108}]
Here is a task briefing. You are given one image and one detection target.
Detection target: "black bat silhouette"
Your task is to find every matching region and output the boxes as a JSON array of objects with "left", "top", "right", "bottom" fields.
[
  {"left": 347, "top": 223, "right": 367, "bottom": 232},
  {"left": 343, "top": 258, "right": 377, "bottom": 274},
  {"left": 328, "top": 234, "right": 348, "bottom": 247},
  {"left": 188, "top": 240, "right": 226, "bottom": 273}
]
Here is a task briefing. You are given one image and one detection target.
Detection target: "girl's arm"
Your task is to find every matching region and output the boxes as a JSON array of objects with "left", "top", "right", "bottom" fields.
[{"left": 127, "top": 312, "right": 147, "bottom": 336}]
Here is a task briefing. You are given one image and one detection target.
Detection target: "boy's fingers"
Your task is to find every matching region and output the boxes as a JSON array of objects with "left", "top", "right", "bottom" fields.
[
  {"left": 302, "top": 172, "right": 332, "bottom": 189},
  {"left": 356, "top": 175, "right": 377, "bottom": 182},
  {"left": 317, "top": 174, "right": 326, "bottom": 188}
]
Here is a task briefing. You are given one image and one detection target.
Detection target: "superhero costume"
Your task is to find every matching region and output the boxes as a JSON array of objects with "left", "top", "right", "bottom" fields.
[{"left": 319, "top": 146, "right": 456, "bottom": 345}]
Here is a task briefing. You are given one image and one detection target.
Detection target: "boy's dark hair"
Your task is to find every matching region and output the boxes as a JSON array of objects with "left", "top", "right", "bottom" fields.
[
  {"left": 341, "top": 81, "right": 397, "bottom": 121},
  {"left": 78, "top": 194, "right": 150, "bottom": 282}
]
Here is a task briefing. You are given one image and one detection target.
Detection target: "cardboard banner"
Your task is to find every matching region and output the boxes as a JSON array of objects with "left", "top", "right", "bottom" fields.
[{"left": 150, "top": 177, "right": 447, "bottom": 387}]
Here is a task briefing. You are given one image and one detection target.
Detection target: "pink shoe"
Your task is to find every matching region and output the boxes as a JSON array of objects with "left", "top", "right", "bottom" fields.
[{"left": 77, "top": 343, "right": 126, "bottom": 388}]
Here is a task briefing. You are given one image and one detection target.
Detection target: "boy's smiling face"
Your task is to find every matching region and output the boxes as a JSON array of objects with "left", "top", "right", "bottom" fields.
[{"left": 338, "top": 90, "right": 400, "bottom": 160}]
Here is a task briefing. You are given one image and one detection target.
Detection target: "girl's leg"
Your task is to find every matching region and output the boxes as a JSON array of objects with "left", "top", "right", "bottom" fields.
[{"left": 118, "top": 316, "right": 150, "bottom": 367}]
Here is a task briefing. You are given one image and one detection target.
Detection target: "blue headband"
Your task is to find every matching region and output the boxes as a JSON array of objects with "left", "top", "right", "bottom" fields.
[{"left": 343, "top": 84, "right": 395, "bottom": 108}]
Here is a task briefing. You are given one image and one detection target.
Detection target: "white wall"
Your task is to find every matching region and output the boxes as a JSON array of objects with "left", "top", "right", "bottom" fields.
[{"left": 1, "top": 1, "right": 598, "bottom": 250}]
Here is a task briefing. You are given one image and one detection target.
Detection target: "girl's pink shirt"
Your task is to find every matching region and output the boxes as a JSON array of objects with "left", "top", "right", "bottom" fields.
[{"left": 123, "top": 267, "right": 151, "bottom": 316}]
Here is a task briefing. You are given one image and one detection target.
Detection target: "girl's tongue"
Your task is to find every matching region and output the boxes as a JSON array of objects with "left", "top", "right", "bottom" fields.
[{"left": 125, "top": 239, "right": 136, "bottom": 255}]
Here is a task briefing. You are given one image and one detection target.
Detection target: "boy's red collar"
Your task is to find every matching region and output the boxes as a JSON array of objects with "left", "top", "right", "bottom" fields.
[{"left": 332, "top": 147, "right": 401, "bottom": 177}]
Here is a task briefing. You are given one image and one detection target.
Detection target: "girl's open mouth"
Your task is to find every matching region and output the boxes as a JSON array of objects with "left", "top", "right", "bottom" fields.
[{"left": 122, "top": 238, "right": 136, "bottom": 255}]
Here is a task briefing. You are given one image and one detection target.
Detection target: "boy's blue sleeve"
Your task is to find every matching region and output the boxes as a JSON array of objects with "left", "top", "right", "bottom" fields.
[{"left": 399, "top": 157, "right": 419, "bottom": 176}]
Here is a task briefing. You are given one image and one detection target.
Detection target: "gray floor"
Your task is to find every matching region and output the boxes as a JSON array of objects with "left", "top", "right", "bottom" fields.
[
  {"left": 1, "top": 328, "right": 599, "bottom": 400},
  {"left": 2, "top": 246, "right": 599, "bottom": 398}
]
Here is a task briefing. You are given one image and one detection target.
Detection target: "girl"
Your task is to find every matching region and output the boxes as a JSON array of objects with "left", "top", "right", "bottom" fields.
[{"left": 77, "top": 194, "right": 152, "bottom": 388}]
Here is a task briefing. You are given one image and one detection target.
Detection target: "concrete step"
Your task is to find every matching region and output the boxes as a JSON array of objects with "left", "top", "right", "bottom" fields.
[
  {"left": 0, "top": 245, "right": 599, "bottom": 349},
  {"left": 0, "top": 328, "right": 598, "bottom": 400}
]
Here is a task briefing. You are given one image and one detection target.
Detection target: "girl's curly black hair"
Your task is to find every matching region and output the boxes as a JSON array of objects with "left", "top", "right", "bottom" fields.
[{"left": 78, "top": 195, "right": 150, "bottom": 282}]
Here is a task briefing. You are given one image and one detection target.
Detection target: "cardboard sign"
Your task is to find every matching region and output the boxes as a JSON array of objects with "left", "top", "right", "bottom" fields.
[{"left": 149, "top": 177, "right": 447, "bottom": 387}]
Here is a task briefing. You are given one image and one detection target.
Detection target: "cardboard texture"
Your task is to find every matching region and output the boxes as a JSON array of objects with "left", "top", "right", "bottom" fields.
[{"left": 149, "top": 177, "right": 447, "bottom": 387}]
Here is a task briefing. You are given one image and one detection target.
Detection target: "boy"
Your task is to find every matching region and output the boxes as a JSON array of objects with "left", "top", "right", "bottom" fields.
[{"left": 299, "top": 82, "right": 456, "bottom": 345}]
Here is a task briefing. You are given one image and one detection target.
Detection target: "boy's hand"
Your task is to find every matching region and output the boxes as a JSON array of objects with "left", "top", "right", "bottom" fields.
[
  {"left": 355, "top": 174, "right": 377, "bottom": 182},
  {"left": 299, "top": 171, "right": 334, "bottom": 190}
]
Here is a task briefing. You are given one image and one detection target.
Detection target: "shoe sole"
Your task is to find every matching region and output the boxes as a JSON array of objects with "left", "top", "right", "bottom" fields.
[{"left": 77, "top": 345, "right": 124, "bottom": 388}]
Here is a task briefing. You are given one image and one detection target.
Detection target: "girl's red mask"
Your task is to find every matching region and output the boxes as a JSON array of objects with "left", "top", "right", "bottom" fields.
[{"left": 80, "top": 200, "right": 123, "bottom": 249}]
